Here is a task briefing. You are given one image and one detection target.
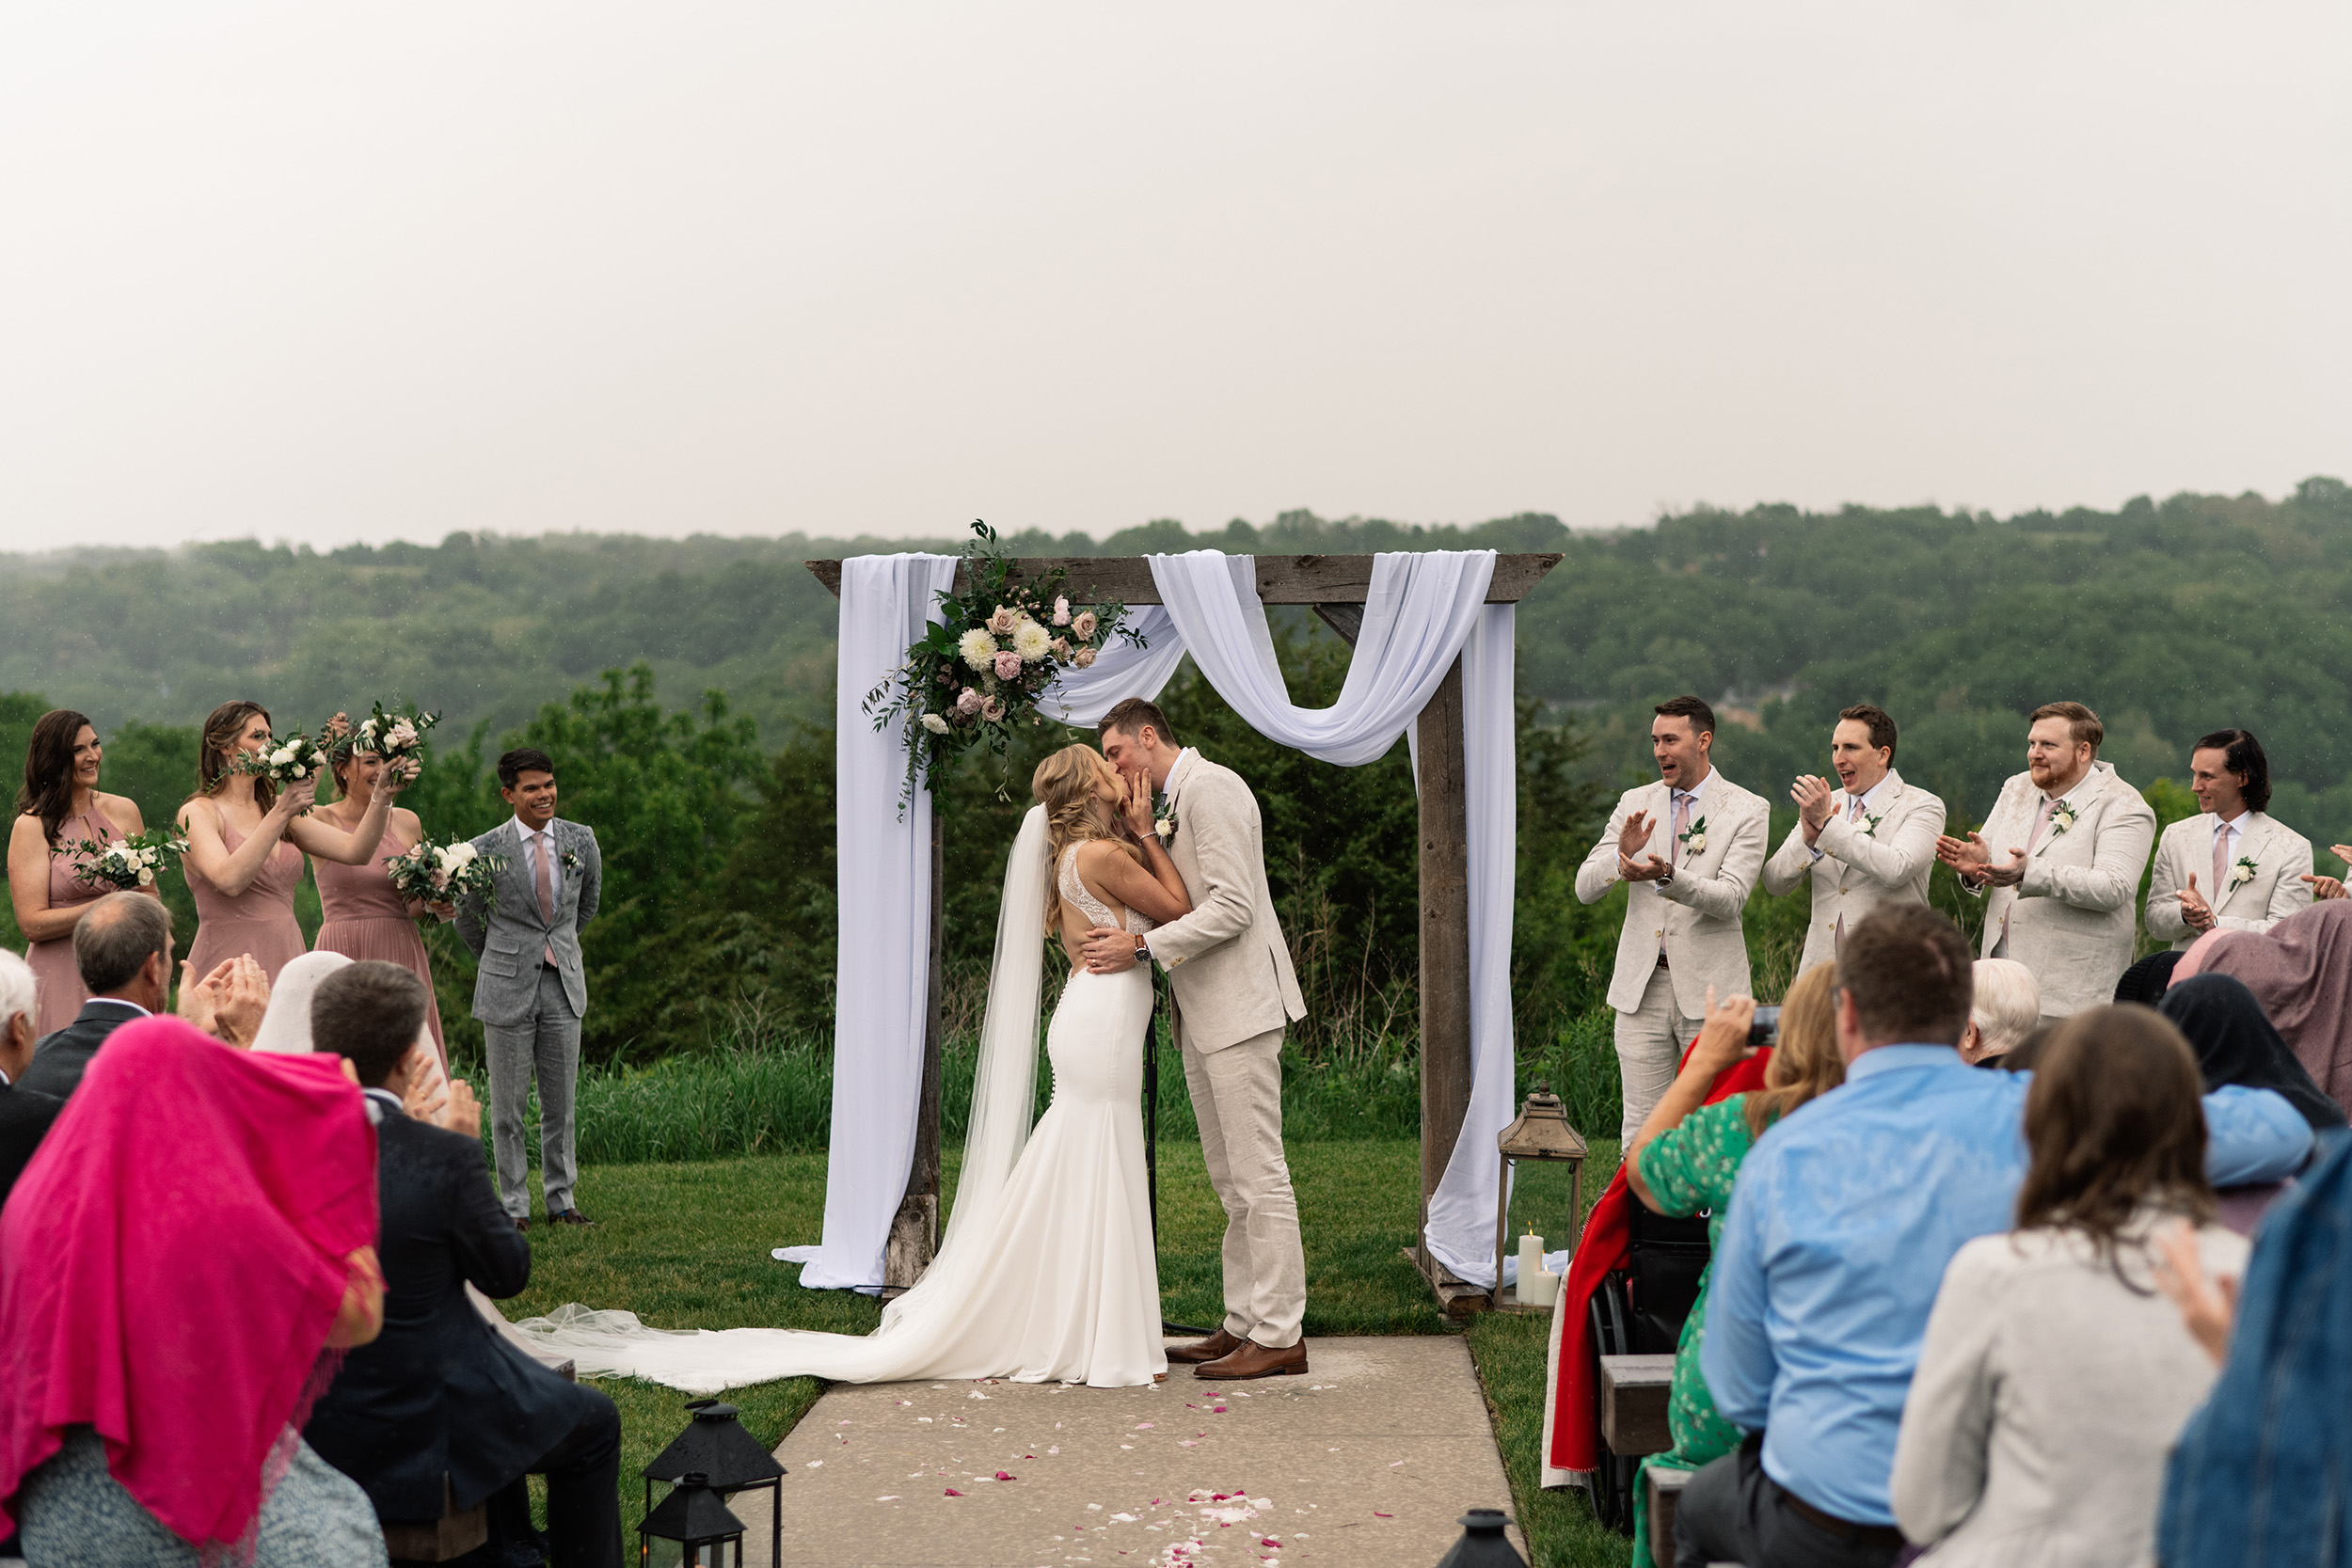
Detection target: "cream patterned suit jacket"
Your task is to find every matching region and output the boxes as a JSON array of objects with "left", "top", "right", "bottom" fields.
[
  {"left": 1761, "top": 769, "right": 1947, "bottom": 974},
  {"left": 2143, "top": 811, "right": 2313, "bottom": 951},
  {"left": 1143, "top": 754, "right": 1308, "bottom": 1054},
  {"left": 1967, "top": 760, "right": 2156, "bottom": 1016},
  {"left": 1575, "top": 772, "right": 1770, "bottom": 1017}
]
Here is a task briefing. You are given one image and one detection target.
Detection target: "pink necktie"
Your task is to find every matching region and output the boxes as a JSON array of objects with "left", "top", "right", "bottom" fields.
[
  {"left": 1673, "top": 791, "right": 1691, "bottom": 847},
  {"left": 2212, "top": 828, "right": 2230, "bottom": 911},
  {"left": 533, "top": 832, "right": 556, "bottom": 965},
  {"left": 2025, "top": 796, "right": 2058, "bottom": 854}
]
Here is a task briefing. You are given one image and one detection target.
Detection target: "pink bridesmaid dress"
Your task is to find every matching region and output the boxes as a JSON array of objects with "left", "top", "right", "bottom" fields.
[
  {"left": 312, "top": 829, "right": 446, "bottom": 1060},
  {"left": 24, "top": 806, "right": 123, "bottom": 1037},
  {"left": 183, "top": 818, "right": 308, "bottom": 986}
]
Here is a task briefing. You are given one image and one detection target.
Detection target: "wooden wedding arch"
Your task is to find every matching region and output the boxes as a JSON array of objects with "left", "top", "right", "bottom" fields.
[{"left": 809, "top": 551, "right": 1564, "bottom": 1314}]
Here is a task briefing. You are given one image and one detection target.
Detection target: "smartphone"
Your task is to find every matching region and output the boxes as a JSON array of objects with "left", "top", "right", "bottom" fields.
[{"left": 1747, "top": 1006, "right": 1782, "bottom": 1047}]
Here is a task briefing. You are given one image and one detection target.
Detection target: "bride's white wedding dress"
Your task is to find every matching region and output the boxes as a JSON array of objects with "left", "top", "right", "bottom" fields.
[{"left": 512, "top": 809, "right": 1167, "bottom": 1390}]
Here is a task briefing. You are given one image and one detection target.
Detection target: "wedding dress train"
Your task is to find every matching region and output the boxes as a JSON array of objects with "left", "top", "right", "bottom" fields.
[{"left": 512, "top": 809, "right": 1167, "bottom": 1391}]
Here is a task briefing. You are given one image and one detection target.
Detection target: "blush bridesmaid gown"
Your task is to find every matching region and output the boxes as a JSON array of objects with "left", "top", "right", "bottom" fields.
[
  {"left": 24, "top": 806, "right": 124, "bottom": 1037},
  {"left": 183, "top": 818, "right": 309, "bottom": 986},
  {"left": 312, "top": 830, "right": 446, "bottom": 1063}
]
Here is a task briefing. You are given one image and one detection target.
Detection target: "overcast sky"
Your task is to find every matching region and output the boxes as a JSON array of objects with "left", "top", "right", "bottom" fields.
[{"left": 2, "top": 2, "right": 2345, "bottom": 552}]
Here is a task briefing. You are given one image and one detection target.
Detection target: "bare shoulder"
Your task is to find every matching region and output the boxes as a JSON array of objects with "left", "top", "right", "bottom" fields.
[
  {"left": 177, "top": 796, "right": 217, "bottom": 832},
  {"left": 391, "top": 805, "right": 425, "bottom": 839},
  {"left": 8, "top": 811, "right": 44, "bottom": 848},
  {"left": 1075, "top": 838, "right": 1132, "bottom": 875},
  {"left": 98, "top": 791, "right": 148, "bottom": 832}
]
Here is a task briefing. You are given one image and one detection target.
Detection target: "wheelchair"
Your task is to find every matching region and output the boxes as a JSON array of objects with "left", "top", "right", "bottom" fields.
[{"left": 1585, "top": 1203, "right": 1712, "bottom": 1532}]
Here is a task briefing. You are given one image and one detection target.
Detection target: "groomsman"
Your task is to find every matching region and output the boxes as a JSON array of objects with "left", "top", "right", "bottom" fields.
[
  {"left": 2144, "top": 729, "right": 2313, "bottom": 949},
  {"left": 1935, "top": 702, "right": 2155, "bottom": 1022},
  {"left": 1761, "top": 705, "right": 1947, "bottom": 972},
  {"left": 456, "top": 748, "right": 604, "bottom": 1231},
  {"left": 1576, "top": 696, "right": 1769, "bottom": 1146}
]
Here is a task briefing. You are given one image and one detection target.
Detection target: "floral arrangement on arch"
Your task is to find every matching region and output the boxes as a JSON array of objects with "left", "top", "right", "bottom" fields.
[{"left": 866, "top": 520, "right": 1145, "bottom": 804}]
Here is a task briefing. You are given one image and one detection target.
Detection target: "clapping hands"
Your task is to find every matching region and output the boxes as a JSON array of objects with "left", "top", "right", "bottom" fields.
[
  {"left": 2300, "top": 844, "right": 2352, "bottom": 901},
  {"left": 177, "top": 954, "right": 271, "bottom": 1047},
  {"left": 1934, "top": 830, "right": 2026, "bottom": 888},
  {"left": 1616, "top": 809, "right": 1672, "bottom": 883}
]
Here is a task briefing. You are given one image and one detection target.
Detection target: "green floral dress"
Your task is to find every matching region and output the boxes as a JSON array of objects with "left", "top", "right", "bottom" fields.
[{"left": 1626, "top": 1092, "right": 1766, "bottom": 1568}]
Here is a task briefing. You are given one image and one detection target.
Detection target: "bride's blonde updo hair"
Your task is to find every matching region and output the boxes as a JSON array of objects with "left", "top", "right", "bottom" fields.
[{"left": 1033, "top": 744, "right": 1143, "bottom": 934}]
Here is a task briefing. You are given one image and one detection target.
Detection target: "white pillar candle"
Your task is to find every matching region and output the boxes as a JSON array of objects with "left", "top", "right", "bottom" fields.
[
  {"left": 1518, "top": 1231, "right": 1544, "bottom": 1299},
  {"left": 1525, "top": 1262, "right": 1559, "bottom": 1308}
]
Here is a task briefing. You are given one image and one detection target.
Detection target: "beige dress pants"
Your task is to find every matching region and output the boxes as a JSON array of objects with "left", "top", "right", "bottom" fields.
[
  {"left": 1613, "top": 961, "right": 1697, "bottom": 1148},
  {"left": 1182, "top": 1024, "right": 1308, "bottom": 1348}
]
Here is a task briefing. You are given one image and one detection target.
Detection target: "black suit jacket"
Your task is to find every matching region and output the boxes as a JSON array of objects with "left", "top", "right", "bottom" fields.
[
  {"left": 15, "top": 1000, "right": 145, "bottom": 1101},
  {"left": 0, "top": 1079, "right": 64, "bottom": 1213},
  {"left": 304, "top": 1106, "right": 583, "bottom": 1519}
]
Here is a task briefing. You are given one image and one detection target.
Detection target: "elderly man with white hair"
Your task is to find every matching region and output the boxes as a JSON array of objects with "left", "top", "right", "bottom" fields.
[
  {"left": 0, "top": 948, "right": 65, "bottom": 1209},
  {"left": 1960, "top": 958, "right": 2042, "bottom": 1066}
]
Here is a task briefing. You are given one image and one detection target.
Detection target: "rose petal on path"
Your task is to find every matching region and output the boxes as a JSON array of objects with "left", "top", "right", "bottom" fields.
[{"left": 944, "top": 1488, "right": 964, "bottom": 1497}]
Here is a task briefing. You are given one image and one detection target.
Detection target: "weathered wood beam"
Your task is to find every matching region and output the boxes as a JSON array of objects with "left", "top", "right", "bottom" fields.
[
  {"left": 805, "top": 552, "right": 1561, "bottom": 605},
  {"left": 1414, "top": 654, "right": 1474, "bottom": 1298},
  {"left": 882, "top": 810, "right": 947, "bottom": 1294}
]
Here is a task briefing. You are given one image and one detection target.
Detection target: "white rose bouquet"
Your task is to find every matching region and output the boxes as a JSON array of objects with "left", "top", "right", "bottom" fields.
[
  {"left": 385, "top": 833, "right": 505, "bottom": 918},
  {"left": 230, "top": 726, "right": 330, "bottom": 792},
  {"left": 56, "top": 826, "right": 188, "bottom": 891},
  {"left": 348, "top": 699, "right": 440, "bottom": 768}
]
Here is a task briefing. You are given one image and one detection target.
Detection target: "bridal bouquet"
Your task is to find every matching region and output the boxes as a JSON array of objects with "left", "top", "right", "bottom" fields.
[
  {"left": 386, "top": 833, "right": 504, "bottom": 916},
  {"left": 865, "top": 519, "right": 1145, "bottom": 805},
  {"left": 230, "top": 726, "right": 330, "bottom": 791},
  {"left": 346, "top": 699, "right": 440, "bottom": 767},
  {"left": 56, "top": 826, "right": 187, "bottom": 891}
]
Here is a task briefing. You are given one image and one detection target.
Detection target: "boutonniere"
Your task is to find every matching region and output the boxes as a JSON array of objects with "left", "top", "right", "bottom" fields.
[
  {"left": 560, "top": 847, "right": 581, "bottom": 873},
  {"left": 1858, "top": 811, "right": 1884, "bottom": 839},
  {"left": 1678, "top": 815, "right": 1708, "bottom": 861},
  {"left": 1154, "top": 802, "right": 1179, "bottom": 844},
  {"left": 2047, "top": 800, "right": 2078, "bottom": 838},
  {"left": 2228, "top": 855, "right": 2258, "bottom": 894}
]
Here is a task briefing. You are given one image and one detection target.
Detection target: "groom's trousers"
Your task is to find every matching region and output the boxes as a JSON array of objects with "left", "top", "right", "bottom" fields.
[
  {"left": 485, "top": 964, "right": 583, "bottom": 1218},
  {"left": 1184, "top": 1024, "right": 1308, "bottom": 1348}
]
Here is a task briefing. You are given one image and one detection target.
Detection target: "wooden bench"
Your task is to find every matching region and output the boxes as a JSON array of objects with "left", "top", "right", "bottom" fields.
[
  {"left": 1644, "top": 1462, "right": 1693, "bottom": 1568},
  {"left": 1597, "top": 1353, "right": 1676, "bottom": 1457}
]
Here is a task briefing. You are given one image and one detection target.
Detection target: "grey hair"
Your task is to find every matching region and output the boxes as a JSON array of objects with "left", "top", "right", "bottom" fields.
[
  {"left": 1970, "top": 958, "right": 2042, "bottom": 1059},
  {"left": 73, "top": 892, "right": 173, "bottom": 993},
  {"left": 0, "top": 949, "right": 35, "bottom": 1035}
]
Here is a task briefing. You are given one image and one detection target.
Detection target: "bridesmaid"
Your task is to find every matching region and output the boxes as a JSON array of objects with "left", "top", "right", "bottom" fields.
[
  {"left": 311, "top": 739, "right": 450, "bottom": 1068},
  {"left": 176, "top": 702, "right": 408, "bottom": 989},
  {"left": 8, "top": 710, "right": 158, "bottom": 1037}
]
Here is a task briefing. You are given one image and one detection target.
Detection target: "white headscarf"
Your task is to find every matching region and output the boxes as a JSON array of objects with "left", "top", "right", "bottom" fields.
[{"left": 248, "top": 949, "right": 448, "bottom": 1103}]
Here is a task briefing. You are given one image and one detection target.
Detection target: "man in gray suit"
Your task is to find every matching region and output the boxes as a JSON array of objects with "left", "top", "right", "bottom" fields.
[
  {"left": 1083, "top": 699, "right": 1310, "bottom": 1381},
  {"left": 456, "top": 747, "right": 603, "bottom": 1231}
]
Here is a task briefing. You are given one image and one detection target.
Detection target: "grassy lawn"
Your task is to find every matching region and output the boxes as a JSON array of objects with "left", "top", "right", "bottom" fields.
[{"left": 515, "top": 1134, "right": 1629, "bottom": 1567}]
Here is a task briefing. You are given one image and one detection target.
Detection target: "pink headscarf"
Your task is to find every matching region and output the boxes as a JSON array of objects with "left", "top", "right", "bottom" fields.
[
  {"left": 2178, "top": 902, "right": 2352, "bottom": 1115},
  {"left": 0, "top": 1017, "right": 378, "bottom": 1550}
]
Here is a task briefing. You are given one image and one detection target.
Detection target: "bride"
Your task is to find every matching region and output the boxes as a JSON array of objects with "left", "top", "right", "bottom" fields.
[{"left": 515, "top": 744, "right": 1192, "bottom": 1390}]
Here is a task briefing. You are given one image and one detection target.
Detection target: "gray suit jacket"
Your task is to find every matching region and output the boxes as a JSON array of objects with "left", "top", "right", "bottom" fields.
[
  {"left": 453, "top": 818, "right": 602, "bottom": 1028},
  {"left": 1143, "top": 754, "right": 1307, "bottom": 1054}
]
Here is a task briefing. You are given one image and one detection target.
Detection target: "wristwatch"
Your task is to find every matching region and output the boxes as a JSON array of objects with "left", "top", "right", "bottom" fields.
[{"left": 1134, "top": 935, "right": 1152, "bottom": 964}]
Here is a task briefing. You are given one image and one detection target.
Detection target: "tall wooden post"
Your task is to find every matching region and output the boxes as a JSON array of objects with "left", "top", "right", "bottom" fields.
[
  {"left": 883, "top": 808, "right": 946, "bottom": 1291},
  {"left": 1413, "top": 654, "right": 1478, "bottom": 1309}
]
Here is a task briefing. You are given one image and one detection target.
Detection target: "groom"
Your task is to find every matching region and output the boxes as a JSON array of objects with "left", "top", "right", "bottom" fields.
[
  {"left": 456, "top": 747, "right": 604, "bottom": 1232},
  {"left": 1084, "top": 699, "right": 1310, "bottom": 1380}
]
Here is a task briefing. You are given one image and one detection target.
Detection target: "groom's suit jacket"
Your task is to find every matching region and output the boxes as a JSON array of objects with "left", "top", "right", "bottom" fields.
[
  {"left": 453, "top": 817, "right": 602, "bottom": 1028},
  {"left": 2143, "top": 810, "right": 2313, "bottom": 951},
  {"left": 1760, "top": 768, "right": 1947, "bottom": 974},
  {"left": 1967, "top": 760, "right": 2155, "bottom": 1016},
  {"left": 1575, "top": 771, "right": 1770, "bottom": 1017},
  {"left": 1144, "top": 754, "right": 1307, "bottom": 1054}
]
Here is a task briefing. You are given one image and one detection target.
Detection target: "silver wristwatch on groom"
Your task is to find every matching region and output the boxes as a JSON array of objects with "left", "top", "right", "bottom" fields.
[{"left": 1079, "top": 699, "right": 1311, "bottom": 1381}]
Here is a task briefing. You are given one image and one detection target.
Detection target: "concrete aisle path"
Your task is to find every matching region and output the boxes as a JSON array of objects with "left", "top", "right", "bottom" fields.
[{"left": 721, "top": 1336, "right": 1526, "bottom": 1568}]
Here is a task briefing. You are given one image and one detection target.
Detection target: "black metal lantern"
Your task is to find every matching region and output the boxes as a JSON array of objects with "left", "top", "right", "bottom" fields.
[
  {"left": 638, "top": 1471, "right": 747, "bottom": 1568},
  {"left": 643, "top": 1400, "right": 785, "bottom": 1568},
  {"left": 1433, "top": 1506, "right": 1527, "bottom": 1567}
]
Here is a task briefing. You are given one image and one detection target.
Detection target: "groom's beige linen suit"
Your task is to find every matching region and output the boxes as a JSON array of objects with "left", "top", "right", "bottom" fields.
[
  {"left": 1142, "top": 749, "right": 1309, "bottom": 1350},
  {"left": 1760, "top": 769, "right": 1947, "bottom": 974},
  {"left": 2143, "top": 810, "right": 2313, "bottom": 951},
  {"left": 1575, "top": 768, "right": 1769, "bottom": 1147},
  {"left": 1966, "top": 759, "right": 2156, "bottom": 1018}
]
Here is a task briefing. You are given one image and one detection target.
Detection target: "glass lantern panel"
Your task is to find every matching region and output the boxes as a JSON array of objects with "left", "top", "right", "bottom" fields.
[
  {"left": 1502, "top": 1153, "right": 1585, "bottom": 1262},
  {"left": 642, "top": 1539, "right": 741, "bottom": 1568}
]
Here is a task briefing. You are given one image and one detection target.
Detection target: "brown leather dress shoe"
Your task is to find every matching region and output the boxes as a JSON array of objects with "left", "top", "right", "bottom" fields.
[
  {"left": 1164, "top": 1328, "right": 1246, "bottom": 1365},
  {"left": 1195, "top": 1338, "right": 1308, "bottom": 1380}
]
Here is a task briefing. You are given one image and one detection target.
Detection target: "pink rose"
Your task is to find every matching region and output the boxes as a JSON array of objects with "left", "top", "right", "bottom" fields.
[
  {"left": 1073, "top": 645, "right": 1098, "bottom": 669},
  {"left": 1072, "top": 610, "right": 1098, "bottom": 641},
  {"left": 1051, "top": 638, "right": 1071, "bottom": 660},
  {"left": 1053, "top": 596, "right": 1072, "bottom": 626},
  {"left": 955, "top": 688, "right": 983, "bottom": 716},
  {"left": 993, "top": 650, "right": 1023, "bottom": 680},
  {"left": 980, "top": 696, "right": 1006, "bottom": 722},
  {"left": 986, "top": 605, "right": 1018, "bottom": 636}
]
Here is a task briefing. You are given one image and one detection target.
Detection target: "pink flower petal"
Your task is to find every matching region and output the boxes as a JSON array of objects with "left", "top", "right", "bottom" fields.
[
  {"left": 944, "top": 1488, "right": 963, "bottom": 1497},
  {"left": 995, "top": 1471, "right": 1018, "bottom": 1481}
]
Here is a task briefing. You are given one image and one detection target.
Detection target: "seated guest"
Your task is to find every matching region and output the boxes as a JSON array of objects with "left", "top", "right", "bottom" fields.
[
  {"left": 0, "top": 950, "right": 62, "bottom": 1212},
  {"left": 1622, "top": 962, "right": 1843, "bottom": 1568},
  {"left": 2159, "top": 974, "right": 2344, "bottom": 1132},
  {"left": 1892, "top": 1006, "right": 2249, "bottom": 1565},
  {"left": 2112, "top": 948, "right": 2183, "bottom": 1005},
  {"left": 301, "top": 961, "right": 624, "bottom": 1568},
  {"left": 1676, "top": 904, "right": 2311, "bottom": 1568},
  {"left": 2143, "top": 729, "right": 2313, "bottom": 949},
  {"left": 16, "top": 891, "right": 175, "bottom": 1100},
  {"left": 0, "top": 1016, "right": 388, "bottom": 1563},
  {"left": 2152, "top": 1136, "right": 2352, "bottom": 1563},
  {"left": 1960, "top": 958, "right": 2040, "bottom": 1064},
  {"left": 2176, "top": 901, "right": 2352, "bottom": 1116}
]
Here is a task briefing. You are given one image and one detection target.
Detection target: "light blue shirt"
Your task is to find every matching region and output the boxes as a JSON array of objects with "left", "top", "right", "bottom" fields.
[{"left": 1701, "top": 1043, "right": 2312, "bottom": 1526}]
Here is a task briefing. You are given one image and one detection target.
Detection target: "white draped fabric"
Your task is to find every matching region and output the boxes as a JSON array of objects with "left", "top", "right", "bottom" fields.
[
  {"left": 776, "top": 553, "right": 958, "bottom": 1291},
  {"left": 787, "top": 547, "right": 1523, "bottom": 1291}
]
